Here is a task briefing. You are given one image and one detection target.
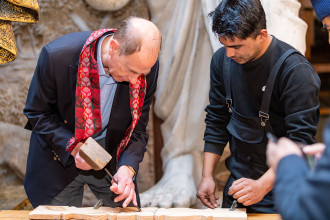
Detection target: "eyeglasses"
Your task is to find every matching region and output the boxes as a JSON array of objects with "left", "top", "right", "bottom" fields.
[{"left": 323, "top": 24, "right": 330, "bottom": 32}]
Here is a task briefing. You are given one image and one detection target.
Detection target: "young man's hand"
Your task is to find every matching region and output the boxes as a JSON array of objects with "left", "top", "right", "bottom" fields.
[
  {"left": 197, "top": 176, "right": 220, "bottom": 209},
  {"left": 266, "top": 137, "right": 303, "bottom": 171},
  {"left": 228, "top": 178, "right": 266, "bottom": 206}
]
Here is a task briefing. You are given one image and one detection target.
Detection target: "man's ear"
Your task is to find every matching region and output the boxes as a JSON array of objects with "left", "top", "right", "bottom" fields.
[
  {"left": 109, "top": 38, "right": 120, "bottom": 55},
  {"left": 258, "top": 29, "right": 268, "bottom": 42}
]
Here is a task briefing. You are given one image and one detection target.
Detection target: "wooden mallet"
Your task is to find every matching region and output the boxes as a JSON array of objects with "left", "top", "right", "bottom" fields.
[{"left": 79, "top": 137, "right": 118, "bottom": 184}]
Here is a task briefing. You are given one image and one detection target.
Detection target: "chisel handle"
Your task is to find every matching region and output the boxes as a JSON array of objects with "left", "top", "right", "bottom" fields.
[{"left": 105, "top": 167, "right": 118, "bottom": 185}]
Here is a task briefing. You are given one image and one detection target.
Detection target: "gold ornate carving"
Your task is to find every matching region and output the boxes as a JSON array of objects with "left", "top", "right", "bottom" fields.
[
  {"left": 0, "top": 0, "right": 39, "bottom": 64},
  {"left": 0, "top": 20, "right": 16, "bottom": 64}
]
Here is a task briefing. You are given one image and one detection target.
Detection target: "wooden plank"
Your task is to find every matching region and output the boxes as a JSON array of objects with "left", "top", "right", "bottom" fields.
[
  {"left": 320, "top": 108, "right": 330, "bottom": 116},
  {"left": 0, "top": 210, "right": 281, "bottom": 220},
  {"left": 62, "top": 207, "right": 114, "bottom": 220},
  {"left": 247, "top": 214, "right": 281, "bottom": 220},
  {"left": 28, "top": 206, "right": 64, "bottom": 219},
  {"left": 28, "top": 206, "right": 246, "bottom": 220},
  {"left": 114, "top": 207, "right": 157, "bottom": 220},
  {"left": 0, "top": 210, "right": 30, "bottom": 220},
  {"left": 314, "top": 63, "right": 330, "bottom": 74},
  {"left": 29, "top": 206, "right": 143, "bottom": 220},
  {"left": 154, "top": 208, "right": 247, "bottom": 220}
]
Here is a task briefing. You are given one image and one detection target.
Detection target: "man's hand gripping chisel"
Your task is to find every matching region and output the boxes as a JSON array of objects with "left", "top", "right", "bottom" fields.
[{"left": 78, "top": 137, "right": 140, "bottom": 211}]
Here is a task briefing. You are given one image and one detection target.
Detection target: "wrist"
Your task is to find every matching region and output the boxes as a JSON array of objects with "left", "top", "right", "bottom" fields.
[
  {"left": 257, "top": 177, "right": 273, "bottom": 194},
  {"left": 202, "top": 171, "right": 214, "bottom": 179},
  {"left": 120, "top": 165, "right": 136, "bottom": 179}
]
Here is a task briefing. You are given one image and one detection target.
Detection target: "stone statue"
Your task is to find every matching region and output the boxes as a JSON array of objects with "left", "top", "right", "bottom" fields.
[
  {"left": 140, "top": 0, "right": 307, "bottom": 208},
  {"left": 85, "top": 0, "right": 131, "bottom": 11}
]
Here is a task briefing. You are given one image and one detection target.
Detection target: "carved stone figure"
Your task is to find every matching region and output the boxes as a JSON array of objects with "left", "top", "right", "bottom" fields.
[{"left": 85, "top": 0, "right": 131, "bottom": 11}]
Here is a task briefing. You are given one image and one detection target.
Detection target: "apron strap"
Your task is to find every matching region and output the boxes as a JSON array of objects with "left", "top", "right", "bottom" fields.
[
  {"left": 223, "top": 49, "right": 233, "bottom": 113},
  {"left": 259, "top": 48, "right": 299, "bottom": 127}
]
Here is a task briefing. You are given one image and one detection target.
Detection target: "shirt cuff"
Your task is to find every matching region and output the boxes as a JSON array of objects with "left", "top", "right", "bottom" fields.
[{"left": 204, "top": 141, "right": 226, "bottom": 155}]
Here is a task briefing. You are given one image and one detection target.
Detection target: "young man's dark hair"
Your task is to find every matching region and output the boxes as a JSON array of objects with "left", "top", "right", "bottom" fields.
[{"left": 208, "top": 0, "right": 266, "bottom": 40}]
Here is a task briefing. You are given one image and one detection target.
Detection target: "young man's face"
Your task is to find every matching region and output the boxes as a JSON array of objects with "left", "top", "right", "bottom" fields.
[
  {"left": 322, "top": 16, "right": 330, "bottom": 45},
  {"left": 218, "top": 35, "right": 264, "bottom": 64}
]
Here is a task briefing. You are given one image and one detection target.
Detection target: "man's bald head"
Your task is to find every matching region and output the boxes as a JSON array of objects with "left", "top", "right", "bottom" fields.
[{"left": 113, "top": 17, "right": 162, "bottom": 57}]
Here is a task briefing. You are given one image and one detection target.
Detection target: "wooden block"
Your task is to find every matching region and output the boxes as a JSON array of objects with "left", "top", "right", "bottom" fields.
[
  {"left": 0, "top": 210, "right": 31, "bottom": 219},
  {"left": 79, "top": 137, "right": 112, "bottom": 170},
  {"left": 154, "top": 208, "right": 247, "bottom": 220},
  {"left": 204, "top": 208, "right": 247, "bottom": 220},
  {"left": 112, "top": 207, "right": 157, "bottom": 220},
  {"left": 154, "top": 208, "right": 204, "bottom": 220},
  {"left": 29, "top": 206, "right": 142, "bottom": 220},
  {"left": 28, "top": 205, "right": 64, "bottom": 219},
  {"left": 29, "top": 206, "right": 246, "bottom": 220},
  {"left": 62, "top": 207, "right": 116, "bottom": 220}
]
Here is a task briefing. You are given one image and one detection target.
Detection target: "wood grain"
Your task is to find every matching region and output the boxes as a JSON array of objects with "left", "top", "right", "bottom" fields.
[
  {"left": 79, "top": 137, "right": 112, "bottom": 170},
  {"left": 28, "top": 206, "right": 247, "bottom": 220}
]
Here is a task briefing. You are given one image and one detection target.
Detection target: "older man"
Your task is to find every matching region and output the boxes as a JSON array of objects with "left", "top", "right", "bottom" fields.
[
  {"left": 266, "top": 1, "right": 330, "bottom": 219},
  {"left": 23, "top": 17, "right": 161, "bottom": 208}
]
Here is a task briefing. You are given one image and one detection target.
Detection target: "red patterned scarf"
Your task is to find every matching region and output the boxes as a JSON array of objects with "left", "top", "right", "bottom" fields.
[{"left": 67, "top": 29, "right": 147, "bottom": 164}]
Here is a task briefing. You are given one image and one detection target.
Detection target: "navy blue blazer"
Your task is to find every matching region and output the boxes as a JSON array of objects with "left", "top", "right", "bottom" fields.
[
  {"left": 23, "top": 31, "right": 159, "bottom": 207},
  {"left": 274, "top": 120, "right": 330, "bottom": 219}
]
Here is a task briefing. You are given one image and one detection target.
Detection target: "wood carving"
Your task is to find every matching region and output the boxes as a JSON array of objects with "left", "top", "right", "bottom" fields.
[{"left": 29, "top": 206, "right": 247, "bottom": 220}]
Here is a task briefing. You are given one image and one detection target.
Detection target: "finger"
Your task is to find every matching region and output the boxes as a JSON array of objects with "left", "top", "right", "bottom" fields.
[
  {"left": 199, "top": 195, "right": 216, "bottom": 209},
  {"left": 242, "top": 199, "right": 253, "bottom": 206},
  {"left": 229, "top": 179, "right": 245, "bottom": 195},
  {"left": 133, "top": 191, "right": 138, "bottom": 207},
  {"left": 208, "top": 192, "right": 219, "bottom": 208},
  {"left": 303, "top": 143, "right": 325, "bottom": 156},
  {"left": 266, "top": 140, "right": 276, "bottom": 153},
  {"left": 116, "top": 180, "right": 127, "bottom": 195},
  {"left": 81, "top": 161, "right": 92, "bottom": 170},
  {"left": 232, "top": 178, "right": 245, "bottom": 186},
  {"left": 122, "top": 188, "right": 135, "bottom": 208},
  {"left": 114, "top": 185, "right": 131, "bottom": 203},
  {"left": 110, "top": 183, "right": 118, "bottom": 193},
  {"left": 237, "top": 193, "right": 249, "bottom": 205},
  {"left": 232, "top": 187, "right": 247, "bottom": 199}
]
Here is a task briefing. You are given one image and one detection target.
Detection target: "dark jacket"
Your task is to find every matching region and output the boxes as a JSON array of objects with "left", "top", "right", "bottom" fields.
[
  {"left": 23, "top": 31, "right": 159, "bottom": 207},
  {"left": 275, "top": 120, "right": 330, "bottom": 220}
]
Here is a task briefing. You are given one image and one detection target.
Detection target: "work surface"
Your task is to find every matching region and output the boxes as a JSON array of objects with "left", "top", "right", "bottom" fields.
[{"left": 0, "top": 208, "right": 282, "bottom": 220}]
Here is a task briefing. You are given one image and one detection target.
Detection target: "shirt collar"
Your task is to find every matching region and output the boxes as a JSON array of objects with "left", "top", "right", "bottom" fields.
[{"left": 97, "top": 34, "right": 116, "bottom": 84}]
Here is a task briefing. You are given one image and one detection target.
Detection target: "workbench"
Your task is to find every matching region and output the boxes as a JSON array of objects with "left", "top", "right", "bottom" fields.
[{"left": 0, "top": 210, "right": 282, "bottom": 220}]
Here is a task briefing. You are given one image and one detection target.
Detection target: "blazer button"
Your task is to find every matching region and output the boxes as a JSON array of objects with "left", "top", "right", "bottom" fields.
[
  {"left": 64, "top": 120, "right": 68, "bottom": 124},
  {"left": 53, "top": 156, "right": 57, "bottom": 161}
]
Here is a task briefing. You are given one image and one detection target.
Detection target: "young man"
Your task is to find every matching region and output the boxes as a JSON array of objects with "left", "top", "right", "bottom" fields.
[
  {"left": 23, "top": 17, "right": 161, "bottom": 208},
  {"left": 197, "top": 0, "right": 320, "bottom": 213},
  {"left": 266, "top": 1, "right": 330, "bottom": 219}
]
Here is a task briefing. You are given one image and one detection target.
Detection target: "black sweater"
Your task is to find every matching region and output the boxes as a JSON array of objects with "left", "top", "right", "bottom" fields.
[{"left": 204, "top": 37, "right": 320, "bottom": 155}]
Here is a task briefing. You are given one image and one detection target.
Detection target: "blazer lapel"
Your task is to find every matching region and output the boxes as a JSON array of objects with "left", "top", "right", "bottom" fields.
[
  {"left": 68, "top": 61, "right": 78, "bottom": 102},
  {"left": 106, "top": 82, "right": 131, "bottom": 170}
]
